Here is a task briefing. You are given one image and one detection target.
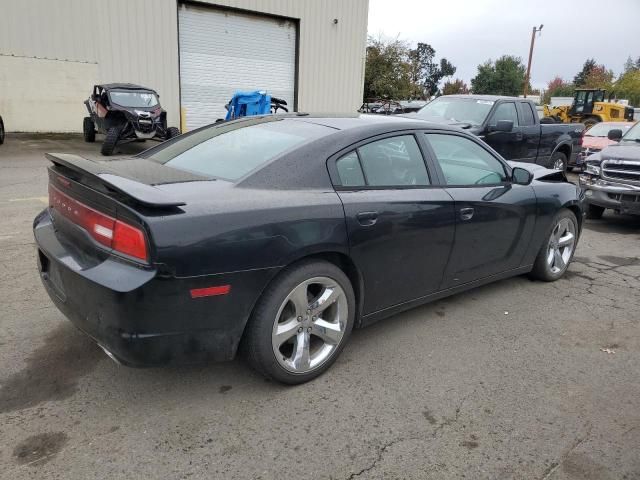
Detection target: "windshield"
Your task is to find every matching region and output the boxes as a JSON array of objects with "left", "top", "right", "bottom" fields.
[
  {"left": 620, "top": 122, "right": 640, "bottom": 143},
  {"left": 585, "top": 123, "right": 633, "bottom": 137},
  {"left": 145, "top": 119, "right": 331, "bottom": 181},
  {"left": 415, "top": 97, "right": 494, "bottom": 125},
  {"left": 109, "top": 90, "right": 159, "bottom": 108}
]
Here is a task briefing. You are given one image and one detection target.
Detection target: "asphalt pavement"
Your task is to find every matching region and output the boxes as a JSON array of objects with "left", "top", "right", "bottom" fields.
[{"left": 1, "top": 134, "right": 639, "bottom": 479}]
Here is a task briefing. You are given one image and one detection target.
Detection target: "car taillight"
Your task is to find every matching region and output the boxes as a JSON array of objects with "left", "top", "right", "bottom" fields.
[{"left": 49, "top": 184, "right": 148, "bottom": 261}]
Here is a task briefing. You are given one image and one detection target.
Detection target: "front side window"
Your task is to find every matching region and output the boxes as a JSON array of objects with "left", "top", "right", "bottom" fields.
[
  {"left": 357, "top": 135, "right": 430, "bottom": 187},
  {"left": 425, "top": 134, "right": 507, "bottom": 186},
  {"left": 109, "top": 90, "right": 159, "bottom": 108},
  {"left": 489, "top": 102, "right": 519, "bottom": 127}
]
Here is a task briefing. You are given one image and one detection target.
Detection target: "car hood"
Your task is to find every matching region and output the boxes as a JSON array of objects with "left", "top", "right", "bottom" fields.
[
  {"left": 584, "top": 143, "right": 640, "bottom": 163},
  {"left": 582, "top": 137, "right": 615, "bottom": 150}
]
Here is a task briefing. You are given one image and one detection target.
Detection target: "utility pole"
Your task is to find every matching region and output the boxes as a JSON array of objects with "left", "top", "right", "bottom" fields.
[{"left": 524, "top": 24, "right": 543, "bottom": 98}]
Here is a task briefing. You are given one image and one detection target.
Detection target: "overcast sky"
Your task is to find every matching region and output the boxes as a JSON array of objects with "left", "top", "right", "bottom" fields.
[{"left": 367, "top": 0, "right": 640, "bottom": 90}]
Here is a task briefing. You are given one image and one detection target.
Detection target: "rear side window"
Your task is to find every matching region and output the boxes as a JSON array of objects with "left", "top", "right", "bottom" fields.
[
  {"left": 520, "top": 102, "right": 536, "bottom": 126},
  {"left": 425, "top": 133, "right": 507, "bottom": 185},
  {"left": 145, "top": 119, "right": 331, "bottom": 181},
  {"left": 336, "top": 152, "right": 366, "bottom": 187},
  {"left": 357, "top": 135, "right": 430, "bottom": 187}
]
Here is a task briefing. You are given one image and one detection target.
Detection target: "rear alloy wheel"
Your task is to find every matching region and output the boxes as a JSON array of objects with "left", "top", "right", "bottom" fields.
[
  {"left": 101, "top": 126, "right": 120, "bottom": 156},
  {"left": 243, "top": 260, "right": 355, "bottom": 384},
  {"left": 550, "top": 151, "right": 567, "bottom": 171},
  {"left": 83, "top": 117, "right": 95, "bottom": 143},
  {"left": 530, "top": 210, "right": 578, "bottom": 281},
  {"left": 586, "top": 204, "right": 605, "bottom": 220}
]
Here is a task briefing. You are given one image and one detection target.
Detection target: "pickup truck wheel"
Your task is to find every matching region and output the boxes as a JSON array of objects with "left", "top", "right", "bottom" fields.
[
  {"left": 586, "top": 204, "right": 605, "bottom": 220},
  {"left": 83, "top": 117, "right": 96, "bottom": 143},
  {"left": 241, "top": 260, "right": 355, "bottom": 384},
  {"left": 550, "top": 152, "right": 567, "bottom": 171},
  {"left": 100, "top": 127, "right": 120, "bottom": 156},
  {"left": 530, "top": 209, "right": 578, "bottom": 282}
]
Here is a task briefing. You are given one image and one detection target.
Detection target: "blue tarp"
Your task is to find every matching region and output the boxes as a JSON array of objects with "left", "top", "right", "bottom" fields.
[{"left": 225, "top": 90, "right": 271, "bottom": 121}]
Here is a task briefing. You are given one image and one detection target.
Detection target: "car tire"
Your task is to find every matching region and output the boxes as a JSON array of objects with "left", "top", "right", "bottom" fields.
[
  {"left": 586, "top": 204, "right": 605, "bottom": 220},
  {"left": 242, "top": 260, "right": 355, "bottom": 384},
  {"left": 165, "top": 127, "right": 180, "bottom": 140},
  {"left": 530, "top": 209, "right": 578, "bottom": 282},
  {"left": 0, "top": 116, "right": 5, "bottom": 145},
  {"left": 550, "top": 151, "right": 568, "bottom": 171},
  {"left": 101, "top": 127, "right": 120, "bottom": 156},
  {"left": 83, "top": 117, "right": 96, "bottom": 143}
]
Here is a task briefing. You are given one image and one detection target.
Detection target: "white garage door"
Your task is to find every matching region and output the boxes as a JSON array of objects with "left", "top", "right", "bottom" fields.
[{"left": 178, "top": 4, "right": 297, "bottom": 131}]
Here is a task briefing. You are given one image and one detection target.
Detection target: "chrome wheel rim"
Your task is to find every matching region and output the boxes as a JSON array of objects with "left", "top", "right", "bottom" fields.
[
  {"left": 547, "top": 218, "right": 576, "bottom": 274},
  {"left": 272, "top": 277, "right": 348, "bottom": 374},
  {"left": 553, "top": 157, "right": 565, "bottom": 170}
]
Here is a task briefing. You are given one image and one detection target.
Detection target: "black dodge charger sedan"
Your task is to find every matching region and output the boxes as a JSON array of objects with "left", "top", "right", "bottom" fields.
[{"left": 34, "top": 114, "right": 584, "bottom": 384}]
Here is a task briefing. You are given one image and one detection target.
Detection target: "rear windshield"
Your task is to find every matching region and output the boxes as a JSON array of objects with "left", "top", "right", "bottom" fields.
[{"left": 144, "top": 118, "right": 331, "bottom": 181}]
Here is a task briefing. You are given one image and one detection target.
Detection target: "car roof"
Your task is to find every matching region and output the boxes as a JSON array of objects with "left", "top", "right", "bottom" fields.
[
  {"left": 98, "top": 83, "right": 157, "bottom": 93},
  {"left": 237, "top": 113, "right": 459, "bottom": 133}
]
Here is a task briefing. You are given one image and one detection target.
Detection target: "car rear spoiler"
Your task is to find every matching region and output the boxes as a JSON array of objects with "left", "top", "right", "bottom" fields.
[{"left": 45, "top": 153, "right": 186, "bottom": 208}]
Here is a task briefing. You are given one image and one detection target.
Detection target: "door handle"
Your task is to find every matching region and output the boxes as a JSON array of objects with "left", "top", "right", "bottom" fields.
[
  {"left": 460, "top": 207, "right": 474, "bottom": 221},
  {"left": 356, "top": 211, "right": 378, "bottom": 226}
]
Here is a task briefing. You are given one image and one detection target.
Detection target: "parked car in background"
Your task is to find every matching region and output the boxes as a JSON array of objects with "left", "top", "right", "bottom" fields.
[
  {"left": 580, "top": 121, "right": 640, "bottom": 218},
  {"left": 409, "top": 95, "right": 585, "bottom": 171},
  {"left": 359, "top": 99, "right": 427, "bottom": 115},
  {"left": 35, "top": 114, "right": 584, "bottom": 384},
  {"left": 83, "top": 83, "right": 180, "bottom": 156},
  {"left": 0, "top": 114, "right": 5, "bottom": 145},
  {"left": 576, "top": 121, "right": 635, "bottom": 169}
]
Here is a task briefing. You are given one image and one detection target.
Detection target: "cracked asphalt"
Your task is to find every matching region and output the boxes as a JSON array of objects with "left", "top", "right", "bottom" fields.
[{"left": 1, "top": 134, "right": 639, "bottom": 479}]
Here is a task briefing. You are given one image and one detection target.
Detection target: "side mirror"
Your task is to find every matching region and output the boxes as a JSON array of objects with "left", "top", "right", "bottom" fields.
[
  {"left": 511, "top": 167, "right": 533, "bottom": 185},
  {"left": 491, "top": 120, "right": 514, "bottom": 132},
  {"left": 607, "top": 129, "right": 623, "bottom": 141}
]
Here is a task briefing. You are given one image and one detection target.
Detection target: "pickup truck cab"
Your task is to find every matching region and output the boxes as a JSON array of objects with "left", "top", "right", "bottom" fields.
[
  {"left": 579, "top": 121, "right": 640, "bottom": 218},
  {"left": 410, "top": 95, "right": 585, "bottom": 171}
]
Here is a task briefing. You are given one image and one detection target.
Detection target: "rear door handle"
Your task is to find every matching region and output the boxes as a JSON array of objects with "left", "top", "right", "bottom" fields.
[
  {"left": 356, "top": 211, "right": 378, "bottom": 226},
  {"left": 460, "top": 207, "right": 474, "bottom": 221}
]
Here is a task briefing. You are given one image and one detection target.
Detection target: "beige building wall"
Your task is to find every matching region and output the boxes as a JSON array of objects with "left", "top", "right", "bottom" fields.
[{"left": 0, "top": 0, "right": 368, "bottom": 132}]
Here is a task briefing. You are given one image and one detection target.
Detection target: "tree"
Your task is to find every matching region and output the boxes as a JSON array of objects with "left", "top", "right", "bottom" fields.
[
  {"left": 543, "top": 76, "right": 574, "bottom": 103},
  {"left": 582, "top": 65, "right": 614, "bottom": 90},
  {"left": 407, "top": 43, "right": 456, "bottom": 97},
  {"left": 470, "top": 55, "right": 527, "bottom": 96},
  {"left": 364, "top": 36, "right": 413, "bottom": 99},
  {"left": 442, "top": 78, "right": 469, "bottom": 95},
  {"left": 573, "top": 59, "right": 597, "bottom": 87},
  {"left": 623, "top": 56, "right": 640, "bottom": 73},
  {"left": 615, "top": 70, "right": 640, "bottom": 107}
]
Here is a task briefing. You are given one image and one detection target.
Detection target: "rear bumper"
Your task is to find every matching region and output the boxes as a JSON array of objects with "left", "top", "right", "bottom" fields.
[{"left": 34, "top": 209, "right": 278, "bottom": 366}]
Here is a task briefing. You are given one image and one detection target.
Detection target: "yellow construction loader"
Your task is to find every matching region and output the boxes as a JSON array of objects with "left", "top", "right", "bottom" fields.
[{"left": 543, "top": 88, "right": 634, "bottom": 127}]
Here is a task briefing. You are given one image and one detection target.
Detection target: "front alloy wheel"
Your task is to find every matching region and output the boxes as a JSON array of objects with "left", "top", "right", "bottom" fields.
[
  {"left": 546, "top": 217, "right": 576, "bottom": 274},
  {"left": 272, "top": 277, "right": 348, "bottom": 374},
  {"left": 530, "top": 210, "right": 578, "bottom": 281}
]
